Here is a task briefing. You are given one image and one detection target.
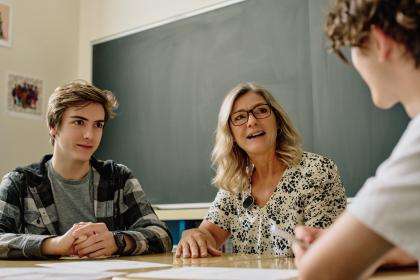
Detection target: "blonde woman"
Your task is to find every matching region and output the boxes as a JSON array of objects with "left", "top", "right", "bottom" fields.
[{"left": 175, "top": 82, "right": 347, "bottom": 258}]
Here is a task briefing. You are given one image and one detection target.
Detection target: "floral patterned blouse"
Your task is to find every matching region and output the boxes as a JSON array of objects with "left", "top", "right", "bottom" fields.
[{"left": 205, "top": 152, "right": 347, "bottom": 256}]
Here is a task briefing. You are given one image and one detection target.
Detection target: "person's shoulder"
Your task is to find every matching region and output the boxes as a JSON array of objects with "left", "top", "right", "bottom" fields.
[
  {"left": 214, "top": 188, "right": 239, "bottom": 203},
  {"left": 393, "top": 115, "right": 420, "bottom": 153},
  {"left": 216, "top": 188, "right": 236, "bottom": 198},
  {"left": 376, "top": 115, "right": 420, "bottom": 175},
  {"left": 3, "top": 156, "right": 47, "bottom": 187},
  {"left": 292, "top": 152, "right": 340, "bottom": 194},
  {"left": 295, "top": 151, "right": 340, "bottom": 185},
  {"left": 410, "top": 114, "right": 420, "bottom": 127},
  {"left": 113, "top": 162, "right": 133, "bottom": 175},
  {"left": 92, "top": 158, "right": 133, "bottom": 178},
  {"left": 1, "top": 171, "right": 23, "bottom": 185},
  {"left": 0, "top": 170, "right": 27, "bottom": 196},
  {"left": 298, "top": 151, "right": 337, "bottom": 170}
]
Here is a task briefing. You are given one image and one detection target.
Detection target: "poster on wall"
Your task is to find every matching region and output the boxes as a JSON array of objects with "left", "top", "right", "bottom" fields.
[
  {"left": 0, "top": 1, "right": 11, "bottom": 47},
  {"left": 6, "top": 73, "right": 43, "bottom": 119}
]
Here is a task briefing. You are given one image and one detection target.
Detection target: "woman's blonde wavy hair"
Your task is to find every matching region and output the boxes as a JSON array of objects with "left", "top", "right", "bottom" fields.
[{"left": 211, "top": 82, "right": 302, "bottom": 193}]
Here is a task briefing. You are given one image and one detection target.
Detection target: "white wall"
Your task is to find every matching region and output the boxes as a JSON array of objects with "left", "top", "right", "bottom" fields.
[
  {"left": 0, "top": 0, "right": 80, "bottom": 176},
  {"left": 78, "top": 0, "right": 230, "bottom": 81}
]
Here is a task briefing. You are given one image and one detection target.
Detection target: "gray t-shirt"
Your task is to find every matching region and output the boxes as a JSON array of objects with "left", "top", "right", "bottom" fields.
[
  {"left": 46, "top": 160, "right": 96, "bottom": 234},
  {"left": 349, "top": 114, "right": 420, "bottom": 258}
]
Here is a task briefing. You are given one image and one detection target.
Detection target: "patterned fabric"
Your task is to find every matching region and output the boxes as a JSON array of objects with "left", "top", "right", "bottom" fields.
[
  {"left": 0, "top": 154, "right": 172, "bottom": 259},
  {"left": 205, "top": 152, "right": 347, "bottom": 256}
]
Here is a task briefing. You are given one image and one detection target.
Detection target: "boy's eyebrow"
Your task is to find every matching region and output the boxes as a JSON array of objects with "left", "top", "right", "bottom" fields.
[
  {"left": 70, "top": 115, "right": 105, "bottom": 122},
  {"left": 70, "top": 115, "right": 88, "bottom": 121}
]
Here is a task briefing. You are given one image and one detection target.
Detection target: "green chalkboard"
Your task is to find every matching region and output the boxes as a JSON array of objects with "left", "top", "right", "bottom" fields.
[{"left": 93, "top": 0, "right": 409, "bottom": 204}]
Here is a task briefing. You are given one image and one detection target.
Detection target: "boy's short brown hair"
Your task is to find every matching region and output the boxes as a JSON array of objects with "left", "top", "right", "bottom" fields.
[
  {"left": 46, "top": 80, "right": 118, "bottom": 145},
  {"left": 325, "top": 0, "right": 420, "bottom": 67}
]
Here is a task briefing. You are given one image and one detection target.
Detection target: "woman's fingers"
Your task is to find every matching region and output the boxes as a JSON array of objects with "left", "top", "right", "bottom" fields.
[
  {"left": 187, "top": 238, "right": 201, "bottom": 258},
  {"left": 195, "top": 237, "right": 209, "bottom": 257},
  {"left": 182, "top": 242, "right": 191, "bottom": 258},
  {"left": 176, "top": 229, "right": 220, "bottom": 258},
  {"left": 175, "top": 243, "right": 183, "bottom": 258},
  {"left": 207, "top": 244, "right": 222, "bottom": 256}
]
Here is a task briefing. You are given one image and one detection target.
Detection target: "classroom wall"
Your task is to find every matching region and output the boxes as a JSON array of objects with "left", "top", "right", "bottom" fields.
[
  {"left": 0, "top": 0, "right": 228, "bottom": 176},
  {"left": 0, "top": 0, "right": 80, "bottom": 176},
  {"left": 78, "top": 0, "right": 233, "bottom": 81}
]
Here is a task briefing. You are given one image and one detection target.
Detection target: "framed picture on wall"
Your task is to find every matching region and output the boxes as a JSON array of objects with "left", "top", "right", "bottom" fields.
[
  {"left": 6, "top": 73, "right": 43, "bottom": 119},
  {"left": 0, "top": 1, "right": 11, "bottom": 47}
]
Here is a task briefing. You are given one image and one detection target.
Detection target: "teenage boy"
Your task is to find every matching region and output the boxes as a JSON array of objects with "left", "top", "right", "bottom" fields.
[
  {"left": 0, "top": 81, "right": 172, "bottom": 259},
  {"left": 293, "top": 1, "right": 420, "bottom": 279}
]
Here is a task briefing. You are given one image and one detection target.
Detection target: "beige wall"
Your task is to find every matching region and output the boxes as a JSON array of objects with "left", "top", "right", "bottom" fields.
[
  {"left": 0, "top": 0, "right": 80, "bottom": 176},
  {"left": 0, "top": 0, "right": 230, "bottom": 176},
  {"left": 78, "top": 0, "right": 230, "bottom": 81}
]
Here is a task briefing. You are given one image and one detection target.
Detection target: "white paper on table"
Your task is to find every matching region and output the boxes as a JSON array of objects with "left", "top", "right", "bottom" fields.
[
  {"left": 2, "top": 272, "right": 121, "bottom": 280},
  {"left": 0, "top": 267, "right": 122, "bottom": 280},
  {"left": 0, "top": 267, "right": 52, "bottom": 277},
  {"left": 38, "top": 259, "right": 171, "bottom": 272},
  {"left": 126, "top": 267, "right": 299, "bottom": 280}
]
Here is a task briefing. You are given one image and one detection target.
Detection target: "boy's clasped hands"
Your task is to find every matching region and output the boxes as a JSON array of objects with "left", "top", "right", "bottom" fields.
[{"left": 41, "top": 222, "right": 118, "bottom": 258}]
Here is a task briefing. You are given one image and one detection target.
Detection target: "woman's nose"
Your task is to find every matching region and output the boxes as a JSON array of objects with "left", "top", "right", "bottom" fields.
[{"left": 247, "top": 112, "right": 258, "bottom": 127}]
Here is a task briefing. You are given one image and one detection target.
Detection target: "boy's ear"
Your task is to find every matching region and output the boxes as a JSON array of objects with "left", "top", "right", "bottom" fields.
[
  {"left": 371, "top": 25, "right": 394, "bottom": 63},
  {"left": 49, "top": 125, "right": 57, "bottom": 139}
]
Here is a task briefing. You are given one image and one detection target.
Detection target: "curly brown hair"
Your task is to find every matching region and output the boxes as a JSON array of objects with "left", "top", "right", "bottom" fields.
[
  {"left": 46, "top": 80, "right": 118, "bottom": 145},
  {"left": 325, "top": 0, "right": 420, "bottom": 67}
]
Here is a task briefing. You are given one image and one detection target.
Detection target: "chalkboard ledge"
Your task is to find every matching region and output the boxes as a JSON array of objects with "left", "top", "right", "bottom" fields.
[
  {"left": 153, "top": 203, "right": 211, "bottom": 210},
  {"left": 153, "top": 203, "right": 211, "bottom": 221},
  {"left": 154, "top": 208, "right": 209, "bottom": 221}
]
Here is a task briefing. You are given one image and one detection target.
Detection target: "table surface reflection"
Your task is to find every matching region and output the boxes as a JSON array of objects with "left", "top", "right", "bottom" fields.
[{"left": 0, "top": 253, "right": 417, "bottom": 279}]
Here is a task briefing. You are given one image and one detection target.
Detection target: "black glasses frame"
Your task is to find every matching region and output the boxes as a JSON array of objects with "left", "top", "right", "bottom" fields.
[{"left": 230, "top": 103, "right": 272, "bottom": 126}]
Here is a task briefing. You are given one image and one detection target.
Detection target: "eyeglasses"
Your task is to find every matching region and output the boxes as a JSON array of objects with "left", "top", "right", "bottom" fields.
[{"left": 230, "top": 104, "right": 272, "bottom": 126}]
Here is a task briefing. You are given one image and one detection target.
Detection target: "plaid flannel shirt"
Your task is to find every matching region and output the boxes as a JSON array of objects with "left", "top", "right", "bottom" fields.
[{"left": 0, "top": 154, "right": 172, "bottom": 259}]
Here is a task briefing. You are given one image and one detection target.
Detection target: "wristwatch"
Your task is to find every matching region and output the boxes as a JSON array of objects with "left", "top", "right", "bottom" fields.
[{"left": 113, "top": 231, "right": 127, "bottom": 255}]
